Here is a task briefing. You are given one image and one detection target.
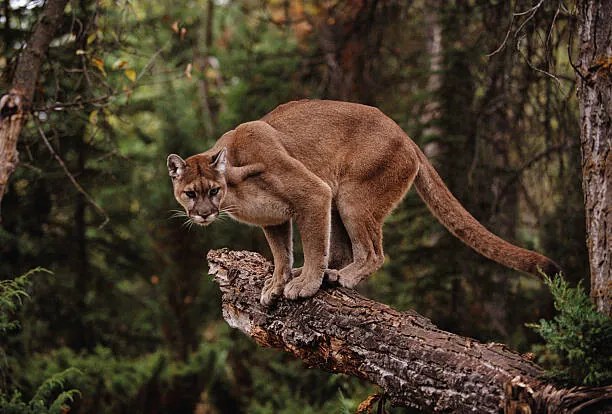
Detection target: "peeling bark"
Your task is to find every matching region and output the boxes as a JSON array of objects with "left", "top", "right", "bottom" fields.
[
  {"left": 577, "top": 0, "right": 612, "bottom": 316},
  {"left": 207, "top": 249, "right": 612, "bottom": 413},
  {"left": 0, "top": 0, "right": 69, "bottom": 219}
]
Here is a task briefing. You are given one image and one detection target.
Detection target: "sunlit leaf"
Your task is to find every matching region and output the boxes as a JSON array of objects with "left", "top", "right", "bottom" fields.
[
  {"left": 89, "top": 110, "right": 98, "bottom": 125},
  {"left": 113, "top": 59, "right": 129, "bottom": 70},
  {"left": 91, "top": 57, "right": 106, "bottom": 76},
  {"left": 124, "top": 69, "right": 137, "bottom": 82}
]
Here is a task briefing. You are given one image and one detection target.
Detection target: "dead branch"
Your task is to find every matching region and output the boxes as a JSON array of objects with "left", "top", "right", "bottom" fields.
[
  {"left": 35, "top": 121, "right": 109, "bottom": 228},
  {"left": 0, "top": 0, "right": 70, "bottom": 220},
  {"left": 207, "top": 249, "right": 612, "bottom": 413}
]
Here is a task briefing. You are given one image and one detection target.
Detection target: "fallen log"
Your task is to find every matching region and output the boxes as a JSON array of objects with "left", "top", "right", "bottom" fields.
[{"left": 207, "top": 249, "right": 612, "bottom": 413}]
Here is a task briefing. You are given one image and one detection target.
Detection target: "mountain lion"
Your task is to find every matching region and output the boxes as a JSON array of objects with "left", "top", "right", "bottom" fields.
[{"left": 167, "top": 100, "right": 560, "bottom": 306}]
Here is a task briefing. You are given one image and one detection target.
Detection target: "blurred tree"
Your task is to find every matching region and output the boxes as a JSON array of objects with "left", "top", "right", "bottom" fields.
[{"left": 577, "top": 0, "right": 612, "bottom": 316}]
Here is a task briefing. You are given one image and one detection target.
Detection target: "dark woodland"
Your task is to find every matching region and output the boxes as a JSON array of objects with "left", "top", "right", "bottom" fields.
[{"left": 0, "top": 1, "right": 610, "bottom": 413}]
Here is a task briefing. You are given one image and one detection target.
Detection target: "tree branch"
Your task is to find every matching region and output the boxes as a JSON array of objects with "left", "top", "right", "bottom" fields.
[
  {"left": 35, "top": 120, "right": 109, "bottom": 228},
  {"left": 207, "top": 249, "right": 612, "bottom": 413}
]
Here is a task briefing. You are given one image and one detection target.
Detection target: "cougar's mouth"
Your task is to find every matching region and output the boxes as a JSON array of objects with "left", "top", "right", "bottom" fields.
[{"left": 191, "top": 212, "right": 218, "bottom": 225}]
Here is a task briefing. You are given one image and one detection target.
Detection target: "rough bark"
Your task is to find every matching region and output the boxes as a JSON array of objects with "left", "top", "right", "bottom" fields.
[
  {"left": 0, "top": 0, "right": 69, "bottom": 218},
  {"left": 577, "top": 0, "right": 612, "bottom": 316},
  {"left": 207, "top": 249, "right": 612, "bottom": 413}
]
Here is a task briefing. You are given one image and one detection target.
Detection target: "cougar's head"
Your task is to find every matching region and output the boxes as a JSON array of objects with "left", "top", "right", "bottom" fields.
[{"left": 167, "top": 148, "right": 228, "bottom": 226}]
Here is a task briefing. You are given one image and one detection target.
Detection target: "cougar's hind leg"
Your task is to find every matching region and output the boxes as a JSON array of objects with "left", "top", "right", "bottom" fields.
[
  {"left": 335, "top": 200, "right": 385, "bottom": 288},
  {"left": 334, "top": 146, "right": 419, "bottom": 288},
  {"left": 292, "top": 206, "right": 353, "bottom": 282},
  {"left": 324, "top": 207, "right": 353, "bottom": 282}
]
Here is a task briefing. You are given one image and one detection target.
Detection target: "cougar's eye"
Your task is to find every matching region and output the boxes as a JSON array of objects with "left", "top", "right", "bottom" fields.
[
  {"left": 209, "top": 187, "right": 220, "bottom": 196},
  {"left": 184, "top": 190, "right": 196, "bottom": 199}
]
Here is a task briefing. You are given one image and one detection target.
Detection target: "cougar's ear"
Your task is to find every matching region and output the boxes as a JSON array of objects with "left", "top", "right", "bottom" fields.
[
  {"left": 210, "top": 147, "right": 227, "bottom": 174},
  {"left": 167, "top": 154, "right": 186, "bottom": 179}
]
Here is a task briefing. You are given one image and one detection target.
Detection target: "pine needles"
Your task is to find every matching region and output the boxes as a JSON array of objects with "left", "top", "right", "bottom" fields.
[{"left": 528, "top": 275, "right": 612, "bottom": 387}]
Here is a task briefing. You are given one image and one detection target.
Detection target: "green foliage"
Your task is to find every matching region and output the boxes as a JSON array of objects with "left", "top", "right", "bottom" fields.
[
  {"left": 20, "top": 347, "right": 162, "bottom": 408},
  {"left": 528, "top": 275, "right": 612, "bottom": 387},
  {"left": 31, "top": 368, "right": 81, "bottom": 406},
  {"left": 1, "top": 270, "right": 80, "bottom": 414},
  {"left": 1, "top": 382, "right": 79, "bottom": 414},
  {"left": 0, "top": 268, "right": 50, "bottom": 334},
  {"left": 11, "top": 339, "right": 234, "bottom": 413}
]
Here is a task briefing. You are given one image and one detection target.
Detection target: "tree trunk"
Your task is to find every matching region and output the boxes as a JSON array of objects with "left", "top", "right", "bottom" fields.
[
  {"left": 577, "top": 0, "right": 612, "bottom": 316},
  {"left": 0, "top": 0, "right": 69, "bottom": 220},
  {"left": 194, "top": 0, "right": 216, "bottom": 137},
  {"left": 207, "top": 249, "right": 612, "bottom": 413},
  {"left": 313, "top": 0, "right": 387, "bottom": 104},
  {"left": 420, "top": 0, "right": 442, "bottom": 146}
]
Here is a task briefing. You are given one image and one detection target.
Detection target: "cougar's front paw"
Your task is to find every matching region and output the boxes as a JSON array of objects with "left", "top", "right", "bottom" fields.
[
  {"left": 260, "top": 276, "right": 284, "bottom": 306},
  {"left": 283, "top": 272, "right": 323, "bottom": 300}
]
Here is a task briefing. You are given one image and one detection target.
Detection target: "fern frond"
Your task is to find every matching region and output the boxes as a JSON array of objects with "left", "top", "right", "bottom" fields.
[
  {"left": 48, "top": 389, "right": 82, "bottom": 414},
  {"left": 32, "top": 367, "right": 82, "bottom": 402}
]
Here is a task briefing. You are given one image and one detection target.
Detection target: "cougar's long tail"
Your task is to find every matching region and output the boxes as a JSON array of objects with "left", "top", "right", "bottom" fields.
[{"left": 412, "top": 144, "right": 561, "bottom": 277}]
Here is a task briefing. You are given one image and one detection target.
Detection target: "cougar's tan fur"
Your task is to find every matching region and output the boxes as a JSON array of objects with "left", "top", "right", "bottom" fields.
[{"left": 168, "top": 100, "right": 560, "bottom": 305}]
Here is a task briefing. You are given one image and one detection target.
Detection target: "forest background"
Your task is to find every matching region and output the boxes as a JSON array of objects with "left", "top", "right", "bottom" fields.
[{"left": 0, "top": 0, "right": 602, "bottom": 413}]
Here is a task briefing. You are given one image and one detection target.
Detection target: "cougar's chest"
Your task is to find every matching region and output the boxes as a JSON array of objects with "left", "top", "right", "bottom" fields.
[{"left": 223, "top": 185, "right": 291, "bottom": 227}]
